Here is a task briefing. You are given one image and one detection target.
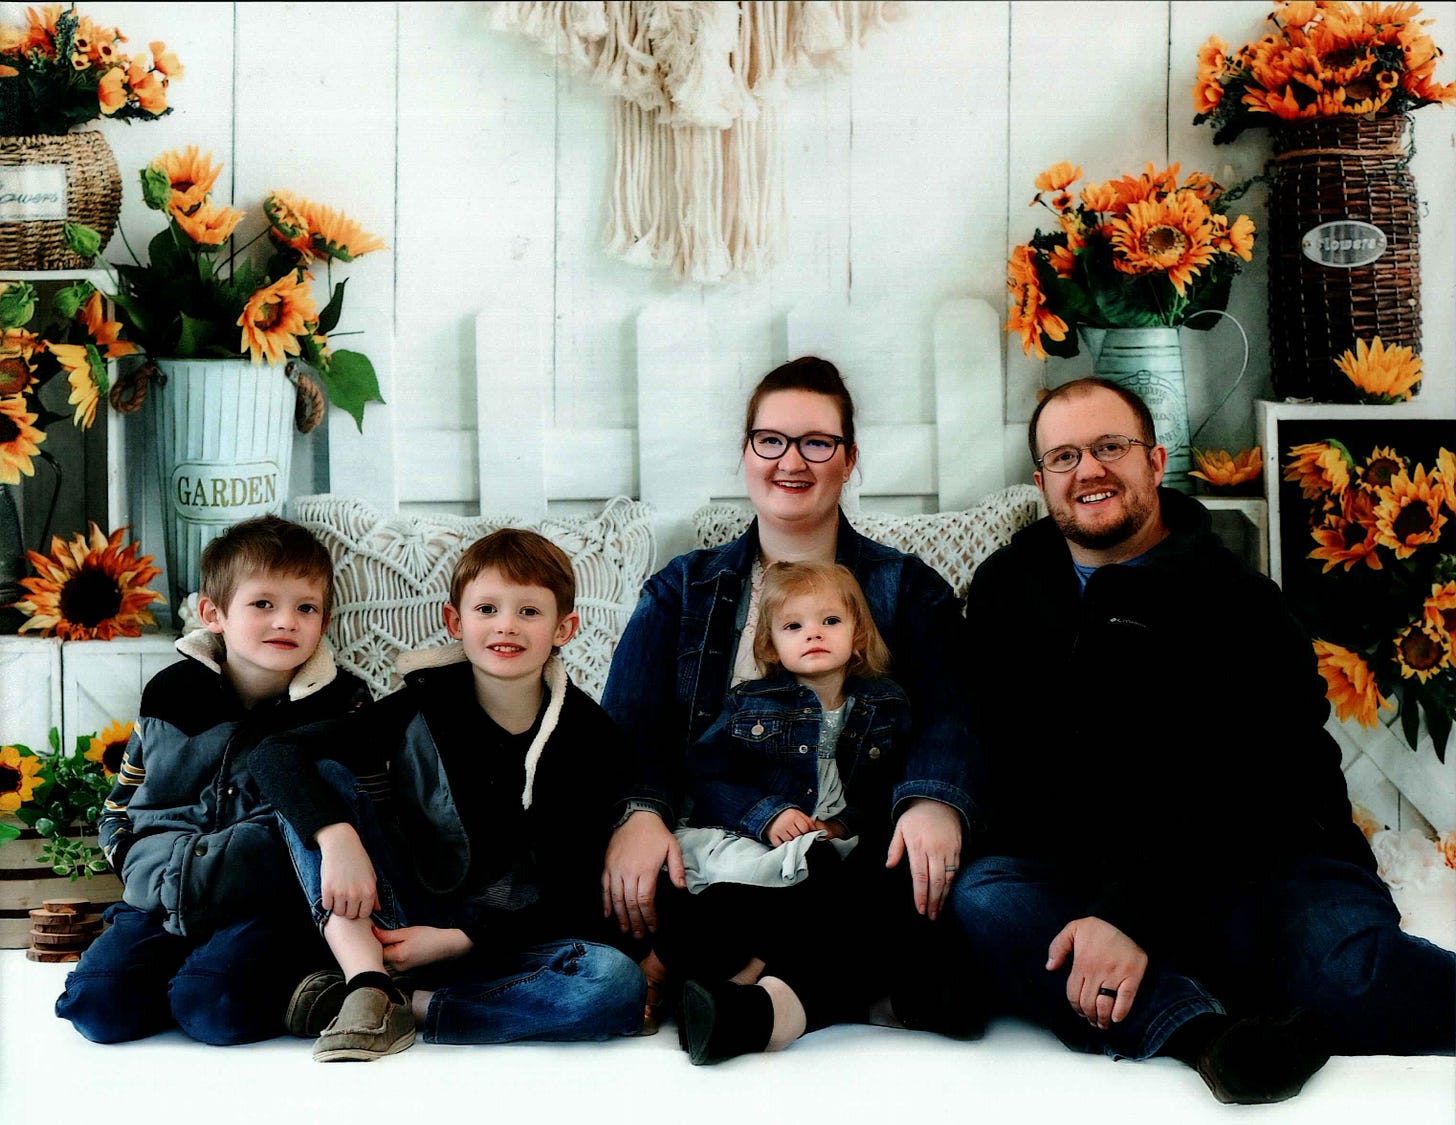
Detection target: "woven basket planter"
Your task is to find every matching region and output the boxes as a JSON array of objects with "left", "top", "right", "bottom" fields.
[
  {"left": 1266, "top": 116, "right": 1421, "bottom": 402},
  {"left": 0, "top": 130, "right": 122, "bottom": 270}
]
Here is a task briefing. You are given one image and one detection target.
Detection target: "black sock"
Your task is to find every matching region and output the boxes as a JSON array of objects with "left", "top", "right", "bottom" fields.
[
  {"left": 345, "top": 970, "right": 405, "bottom": 1005},
  {"left": 1159, "top": 1012, "right": 1231, "bottom": 1065}
]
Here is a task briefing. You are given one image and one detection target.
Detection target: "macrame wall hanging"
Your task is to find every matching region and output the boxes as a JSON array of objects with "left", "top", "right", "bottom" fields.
[{"left": 492, "top": 2, "right": 903, "bottom": 284}]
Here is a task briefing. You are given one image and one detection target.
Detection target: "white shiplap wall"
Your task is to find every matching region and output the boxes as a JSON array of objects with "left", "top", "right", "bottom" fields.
[{"left": 12, "top": 0, "right": 1454, "bottom": 513}]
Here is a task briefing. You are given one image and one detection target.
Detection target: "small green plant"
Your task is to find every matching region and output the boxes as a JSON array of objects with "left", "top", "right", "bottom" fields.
[{"left": 0, "top": 723, "right": 128, "bottom": 879}]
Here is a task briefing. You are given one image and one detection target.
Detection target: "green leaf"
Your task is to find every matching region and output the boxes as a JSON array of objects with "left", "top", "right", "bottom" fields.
[
  {"left": 148, "top": 227, "right": 189, "bottom": 278},
  {"left": 316, "top": 278, "right": 348, "bottom": 335},
  {"left": 52, "top": 281, "right": 97, "bottom": 321},
  {"left": 318, "top": 349, "right": 384, "bottom": 432},
  {"left": 48, "top": 727, "right": 60, "bottom": 752},
  {"left": 34, "top": 817, "right": 56, "bottom": 837},
  {"left": 0, "top": 281, "right": 38, "bottom": 329},
  {"left": 0, "top": 822, "right": 20, "bottom": 844},
  {"left": 175, "top": 312, "right": 220, "bottom": 357},
  {"left": 1400, "top": 692, "right": 1421, "bottom": 751}
]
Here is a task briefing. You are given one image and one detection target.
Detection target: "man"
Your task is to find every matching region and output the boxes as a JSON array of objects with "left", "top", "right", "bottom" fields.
[{"left": 950, "top": 378, "right": 1454, "bottom": 1104}]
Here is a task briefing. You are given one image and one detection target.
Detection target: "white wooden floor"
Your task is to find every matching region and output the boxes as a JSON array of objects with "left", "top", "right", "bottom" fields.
[{"left": 2, "top": 951, "right": 1451, "bottom": 1125}]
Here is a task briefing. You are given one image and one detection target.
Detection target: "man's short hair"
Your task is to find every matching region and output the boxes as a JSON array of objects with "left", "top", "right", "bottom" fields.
[
  {"left": 449, "top": 528, "right": 576, "bottom": 616},
  {"left": 199, "top": 515, "right": 336, "bottom": 618},
  {"left": 1027, "top": 377, "right": 1158, "bottom": 462}
]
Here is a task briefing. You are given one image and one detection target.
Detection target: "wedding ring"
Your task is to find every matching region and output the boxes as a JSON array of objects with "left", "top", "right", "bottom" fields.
[
  {"left": 944, "top": 865, "right": 958, "bottom": 872},
  {"left": 1097, "top": 987, "right": 1118, "bottom": 999}
]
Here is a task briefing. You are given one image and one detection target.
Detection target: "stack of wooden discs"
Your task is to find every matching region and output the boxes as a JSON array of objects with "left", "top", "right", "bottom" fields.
[{"left": 26, "top": 898, "right": 103, "bottom": 962}]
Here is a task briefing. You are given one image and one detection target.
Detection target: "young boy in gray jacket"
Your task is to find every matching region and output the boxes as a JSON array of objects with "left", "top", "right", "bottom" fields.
[{"left": 55, "top": 516, "right": 369, "bottom": 1045}]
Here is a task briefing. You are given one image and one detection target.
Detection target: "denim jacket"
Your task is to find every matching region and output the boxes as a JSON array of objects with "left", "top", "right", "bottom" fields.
[
  {"left": 601, "top": 510, "right": 978, "bottom": 827},
  {"left": 687, "top": 670, "right": 911, "bottom": 849}
]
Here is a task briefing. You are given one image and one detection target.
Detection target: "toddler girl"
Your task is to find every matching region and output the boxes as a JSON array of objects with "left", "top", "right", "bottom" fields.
[{"left": 647, "top": 561, "right": 912, "bottom": 1064}]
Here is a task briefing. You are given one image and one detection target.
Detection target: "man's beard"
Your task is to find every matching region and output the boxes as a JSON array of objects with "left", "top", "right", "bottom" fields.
[{"left": 1048, "top": 484, "right": 1158, "bottom": 552}]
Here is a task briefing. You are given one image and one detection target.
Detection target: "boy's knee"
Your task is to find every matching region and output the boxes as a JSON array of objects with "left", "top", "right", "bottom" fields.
[
  {"left": 56, "top": 975, "right": 162, "bottom": 1044},
  {"left": 170, "top": 971, "right": 279, "bottom": 1046},
  {"left": 575, "top": 943, "right": 647, "bottom": 1022}
]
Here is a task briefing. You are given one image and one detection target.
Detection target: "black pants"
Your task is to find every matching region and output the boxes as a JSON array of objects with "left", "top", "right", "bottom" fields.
[{"left": 652, "top": 842, "right": 956, "bottom": 1033}]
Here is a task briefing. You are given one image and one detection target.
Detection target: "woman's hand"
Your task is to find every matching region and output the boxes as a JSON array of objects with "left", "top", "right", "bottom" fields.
[
  {"left": 885, "top": 797, "right": 962, "bottom": 921},
  {"left": 601, "top": 810, "right": 686, "bottom": 939},
  {"left": 315, "top": 822, "right": 378, "bottom": 920},
  {"left": 373, "top": 924, "right": 472, "bottom": 973},
  {"left": 767, "top": 808, "right": 818, "bottom": 845}
]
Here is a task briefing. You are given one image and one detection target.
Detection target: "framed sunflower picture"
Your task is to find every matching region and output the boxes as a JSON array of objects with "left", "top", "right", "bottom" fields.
[{"left": 1257, "top": 401, "right": 1455, "bottom": 785}]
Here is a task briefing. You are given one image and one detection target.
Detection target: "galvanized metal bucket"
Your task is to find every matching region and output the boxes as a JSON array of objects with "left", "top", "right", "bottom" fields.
[
  {"left": 1080, "top": 326, "right": 1192, "bottom": 493},
  {"left": 151, "top": 358, "right": 293, "bottom": 606}
]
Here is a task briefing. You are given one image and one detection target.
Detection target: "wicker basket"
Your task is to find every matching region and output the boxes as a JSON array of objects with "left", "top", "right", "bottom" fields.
[
  {"left": 0, "top": 130, "right": 122, "bottom": 270},
  {"left": 1266, "top": 116, "right": 1421, "bottom": 402}
]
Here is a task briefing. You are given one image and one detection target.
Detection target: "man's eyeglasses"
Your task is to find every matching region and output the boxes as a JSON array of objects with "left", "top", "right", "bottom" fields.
[
  {"left": 747, "top": 430, "right": 847, "bottom": 463},
  {"left": 1035, "top": 435, "right": 1154, "bottom": 474}
]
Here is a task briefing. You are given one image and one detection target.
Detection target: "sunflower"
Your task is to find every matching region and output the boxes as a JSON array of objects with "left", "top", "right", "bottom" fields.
[
  {"left": 1194, "top": 36, "right": 1230, "bottom": 115},
  {"left": 1357, "top": 445, "right": 1406, "bottom": 491},
  {"left": 1424, "top": 581, "right": 1456, "bottom": 640},
  {"left": 97, "top": 66, "right": 126, "bottom": 114},
  {"left": 1313, "top": 639, "right": 1393, "bottom": 728},
  {"left": 1005, "top": 246, "right": 1067, "bottom": 359},
  {"left": 237, "top": 273, "right": 319, "bottom": 366},
  {"left": 1334, "top": 337, "right": 1423, "bottom": 402},
  {"left": 84, "top": 720, "right": 134, "bottom": 778},
  {"left": 1435, "top": 448, "right": 1455, "bottom": 515},
  {"left": 77, "top": 291, "right": 137, "bottom": 360},
  {"left": 171, "top": 199, "right": 244, "bottom": 247},
  {"left": 1107, "top": 193, "right": 1218, "bottom": 294},
  {"left": 1373, "top": 464, "right": 1447, "bottom": 558},
  {"left": 1189, "top": 446, "right": 1262, "bottom": 489},
  {"left": 151, "top": 146, "right": 222, "bottom": 214},
  {"left": 301, "top": 200, "right": 387, "bottom": 263},
  {"left": 13, "top": 523, "right": 164, "bottom": 641},
  {"left": 1212, "top": 212, "right": 1256, "bottom": 261},
  {"left": 1032, "top": 162, "right": 1082, "bottom": 209},
  {"left": 0, "top": 394, "right": 45, "bottom": 484},
  {"left": 263, "top": 191, "right": 313, "bottom": 256},
  {"left": 46, "top": 342, "right": 103, "bottom": 429},
  {"left": 1394, "top": 623, "right": 1449, "bottom": 682},
  {"left": 1284, "top": 441, "right": 1350, "bottom": 505},
  {"left": 148, "top": 40, "right": 182, "bottom": 79},
  {"left": 1309, "top": 512, "right": 1383, "bottom": 573},
  {"left": 0, "top": 328, "right": 41, "bottom": 397},
  {"left": 0, "top": 745, "right": 44, "bottom": 813}
]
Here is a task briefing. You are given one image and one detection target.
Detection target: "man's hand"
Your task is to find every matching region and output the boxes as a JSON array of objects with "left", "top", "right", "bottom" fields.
[
  {"left": 373, "top": 925, "right": 471, "bottom": 973},
  {"left": 1045, "top": 916, "right": 1148, "bottom": 1030},
  {"left": 601, "top": 810, "right": 685, "bottom": 939},
  {"left": 767, "top": 808, "right": 817, "bottom": 845},
  {"left": 315, "top": 822, "right": 377, "bottom": 920},
  {"left": 885, "top": 797, "right": 962, "bottom": 920}
]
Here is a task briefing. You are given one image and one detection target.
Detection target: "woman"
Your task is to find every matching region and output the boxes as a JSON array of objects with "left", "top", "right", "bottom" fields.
[{"left": 600, "top": 356, "right": 976, "bottom": 1061}]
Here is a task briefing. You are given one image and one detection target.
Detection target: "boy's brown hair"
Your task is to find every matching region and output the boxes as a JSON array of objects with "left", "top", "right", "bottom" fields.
[
  {"left": 199, "top": 515, "right": 336, "bottom": 619},
  {"left": 752, "top": 561, "right": 890, "bottom": 679},
  {"left": 449, "top": 528, "right": 576, "bottom": 617}
]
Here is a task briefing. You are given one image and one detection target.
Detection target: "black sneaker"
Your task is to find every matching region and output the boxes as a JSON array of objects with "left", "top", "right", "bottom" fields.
[
  {"left": 678, "top": 979, "right": 774, "bottom": 1066},
  {"left": 1196, "top": 1010, "right": 1331, "bottom": 1105}
]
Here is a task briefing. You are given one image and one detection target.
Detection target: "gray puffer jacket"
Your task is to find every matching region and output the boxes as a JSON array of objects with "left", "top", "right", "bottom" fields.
[{"left": 99, "top": 630, "right": 369, "bottom": 937}]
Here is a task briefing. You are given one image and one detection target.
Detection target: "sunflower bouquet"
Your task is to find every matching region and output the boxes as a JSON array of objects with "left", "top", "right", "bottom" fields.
[
  {"left": 65, "top": 147, "right": 387, "bottom": 430},
  {"left": 0, "top": 722, "right": 131, "bottom": 878},
  {"left": 1006, "top": 162, "right": 1256, "bottom": 360},
  {"left": 1283, "top": 431, "right": 1455, "bottom": 760},
  {"left": 1193, "top": 0, "right": 1456, "bottom": 145},
  {"left": 0, "top": 3, "right": 181, "bottom": 135},
  {"left": 1, "top": 279, "right": 136, "bottom": 489}
]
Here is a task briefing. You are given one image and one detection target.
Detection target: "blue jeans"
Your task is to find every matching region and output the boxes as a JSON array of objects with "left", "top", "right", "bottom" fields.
[
  {"left": 279, "top": 761, "right": 645, "bottom": 1044},
  {"left": 55, "top": 902, "right": 325, "bottom": 1045},
  {"left": 951, "top": 854, "right": 1456, "bottom": 1059}
]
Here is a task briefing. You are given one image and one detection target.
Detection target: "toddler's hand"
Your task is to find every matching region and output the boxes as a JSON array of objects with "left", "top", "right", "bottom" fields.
[
  {"left": 813, "top": 817, "right": 847, "bottom": 840},
  {"left": 315, "top": 822, "right": 378, "bottom": 920},
  {"left": 373, "top": 924, "right": 472, "bottom": 973},
  {"left": 767, "top": 808, "right": 818, "bottom": 845}
]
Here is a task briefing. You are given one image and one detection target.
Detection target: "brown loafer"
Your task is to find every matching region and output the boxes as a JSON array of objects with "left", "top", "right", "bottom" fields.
[{"left": 312, "top": 987, "right": 416, "bottom": 1062}]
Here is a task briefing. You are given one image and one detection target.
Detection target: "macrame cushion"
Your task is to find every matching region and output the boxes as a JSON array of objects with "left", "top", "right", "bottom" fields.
[
  {"left": 290, "top": 495, "right": 656, "bottom": 701},
  {"left": 692, "top": 484, "right": 1046, "bottom": 602}
]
